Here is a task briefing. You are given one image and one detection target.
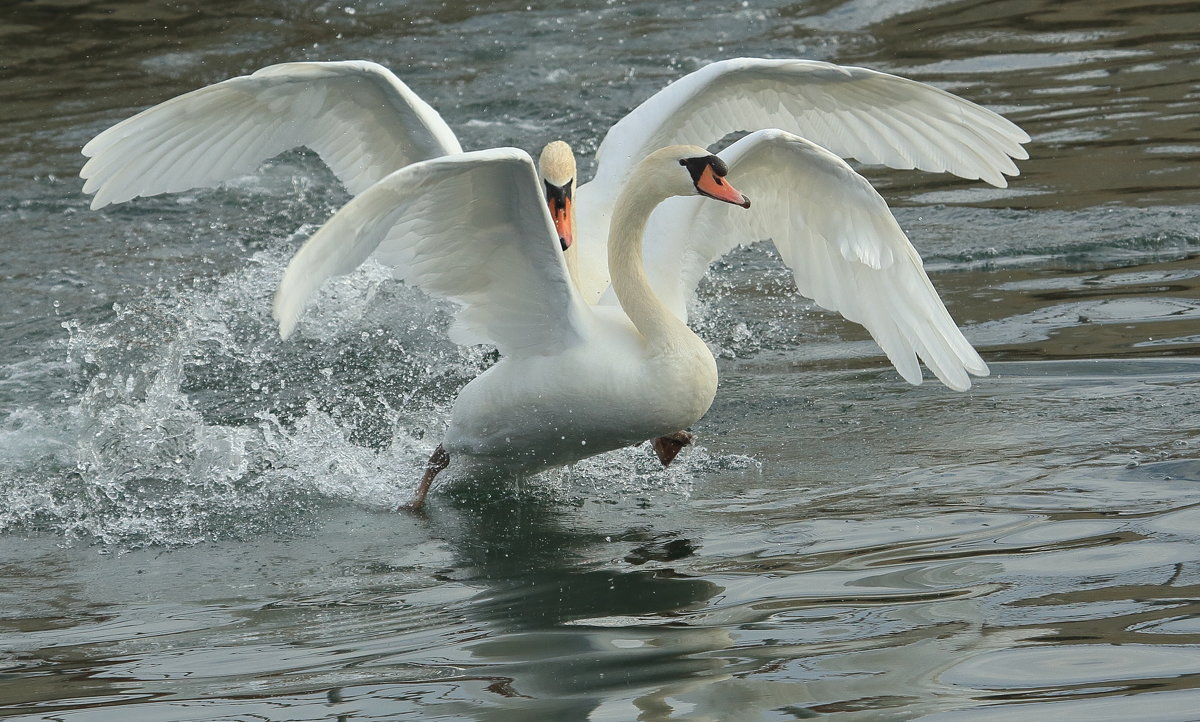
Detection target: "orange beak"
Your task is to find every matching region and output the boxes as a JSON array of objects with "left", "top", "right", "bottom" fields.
[
  {"left": 548, "top": 195, "right": 573, "bottom": 251},
  {"left": 696, "top": 165, "right": 751, "bottom": 208}
]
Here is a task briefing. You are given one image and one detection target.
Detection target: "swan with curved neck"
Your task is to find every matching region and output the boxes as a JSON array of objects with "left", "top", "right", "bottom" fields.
[
  {"left": 257, "top": 129, "right": 990, "bottom": 508},
  {"left": 407, "top": 145, "right": 750, "bottom": 508},
  {"left": 537, "top": 139, "right": 699, "bottom": 466}
]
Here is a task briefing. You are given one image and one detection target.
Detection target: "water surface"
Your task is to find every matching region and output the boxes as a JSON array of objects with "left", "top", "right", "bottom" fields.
[{"left": 2, "top": 0, "right": 1200, "bottom": 719}]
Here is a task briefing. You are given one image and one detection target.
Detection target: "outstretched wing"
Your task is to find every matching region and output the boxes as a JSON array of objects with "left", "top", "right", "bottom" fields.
[
  {"left": 274, "top": 148, "right": 590, "bottom": 358},
  {"left": 81, "top": 61, "right": 461, "bottom": 209},
  {"left": 574, "top": 57, "right": 1029, "bottom": 303},
  {"left": 640, "top": 129, "right": 988, "bottom": 391},
  {"left": 591, "top": 57, "right": 1029, "bottom": 193}
]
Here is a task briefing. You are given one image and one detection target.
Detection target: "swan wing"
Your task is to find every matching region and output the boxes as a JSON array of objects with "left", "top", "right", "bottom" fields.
[
  {"left": 586, "top": 58, "right": 1028, "bottom": 206},
  {"left": 273, "top": 148, "right": 589, "bottom": 357},
  {"left": 81, "top": 61, "right": 461, "bottom": 209},
  {"left": 644, "top": 129, "right": 988, "bottom": 391}
]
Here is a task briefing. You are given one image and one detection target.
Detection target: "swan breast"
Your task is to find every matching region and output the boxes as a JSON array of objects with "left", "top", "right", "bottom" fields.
[{"left": 444, "top": 313, "right": 717, "bottom": 467}]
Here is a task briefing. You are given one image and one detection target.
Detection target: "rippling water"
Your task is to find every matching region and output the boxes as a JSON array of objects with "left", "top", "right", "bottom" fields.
[{"left": 2, "top": 0, "right": 1200, "bottom": 719}]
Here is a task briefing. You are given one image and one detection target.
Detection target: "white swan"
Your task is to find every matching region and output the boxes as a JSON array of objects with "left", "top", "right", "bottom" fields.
[
  {"left": 272, "top": 143, "right": 751, "bottom": 508},
  {"left": 538, "top": 140, "right": 581, "bottom": 287},
  {"left": 267, "top": 134, "right": 985, "bottom": 509}
]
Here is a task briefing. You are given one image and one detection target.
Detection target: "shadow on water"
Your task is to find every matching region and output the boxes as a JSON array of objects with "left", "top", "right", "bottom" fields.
[{"left": 404, "top": 486, "right": 726, "bottom": 719}]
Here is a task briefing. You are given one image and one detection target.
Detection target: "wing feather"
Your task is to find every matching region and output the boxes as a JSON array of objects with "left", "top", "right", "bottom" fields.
[
  {"left": 590, "top": 58, "right": 1029, "bottom": 197},
  {"left": 574, "top": 58, "right": 1029, "bottom": 302},
  {"left": 272, "top": 149, "right": 590, "bottom": 358},
  {"left": 81, "top": 60, "right": 461, "bottom": 209},
  {"left": 641, "top": 129, "right": 988, "bottom": 391}
]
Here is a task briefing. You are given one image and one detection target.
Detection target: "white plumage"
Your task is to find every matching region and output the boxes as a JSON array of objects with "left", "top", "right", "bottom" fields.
[
  {"left": 81, "top": 61, "right": 460, "bottom": 208},
  {"left": 271, "top": 146, "right": 736, "bottom": 487},
  {"left": 571, "top": 58, "right": 1028, "bottom": 302},
  {"left": 636, "top": 129, "right": 989, "bottom": 391}
]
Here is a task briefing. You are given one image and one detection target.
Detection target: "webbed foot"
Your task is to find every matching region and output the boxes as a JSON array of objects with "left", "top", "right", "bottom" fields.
[{"left": 651, "top": 431, "right": 694, "bottom": 467}]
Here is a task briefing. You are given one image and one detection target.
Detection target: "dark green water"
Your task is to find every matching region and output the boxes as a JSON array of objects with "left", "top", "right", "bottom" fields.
[{"left": 2, "top": 0, "right": 1200, "bottom": 719}]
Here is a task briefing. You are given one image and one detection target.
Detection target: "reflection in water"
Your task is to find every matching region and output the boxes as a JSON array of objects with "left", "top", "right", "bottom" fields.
[
  {"left": 961, "top": 253, "right": 1200, "bottom": 361},
  {"left": 2, "top": 0, "right": 1200, "bottom": 718},
  {"left": 863, "top": 0, "right": 1200, "bottom": 209},
  {"left": 423, "top": 490, "right": 726, "bottom": 718}
]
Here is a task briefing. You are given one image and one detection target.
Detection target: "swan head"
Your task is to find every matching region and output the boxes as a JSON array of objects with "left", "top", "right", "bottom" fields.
[
  {"left": 644, "top": 145, "right": 751, "bottom": 208},
  {"left": 539, "top": 140, "right": 576, "bottom": 251}
]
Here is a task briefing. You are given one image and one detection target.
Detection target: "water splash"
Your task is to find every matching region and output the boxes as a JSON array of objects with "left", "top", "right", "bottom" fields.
[
  {"left": 1, "top": 244, "right": 759, "bottom": 549},
  {"left": 1, "top": 244, "right": 467, "bottom": 548}
]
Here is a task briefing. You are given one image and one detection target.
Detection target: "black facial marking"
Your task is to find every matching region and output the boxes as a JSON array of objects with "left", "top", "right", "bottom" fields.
[
  {"left": 681, "top": 155, "right": 728, "bottom": 185},
  {"left": 544, "top": 178, "right": 573, "bottom": 204},
  {"left": 544, "top": 179, "right": 573, "bottom": 251}
]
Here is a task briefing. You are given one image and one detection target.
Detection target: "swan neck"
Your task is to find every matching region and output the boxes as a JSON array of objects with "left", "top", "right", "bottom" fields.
[{"left": 608, "top": 189, "right": 688, "bottom": 345}]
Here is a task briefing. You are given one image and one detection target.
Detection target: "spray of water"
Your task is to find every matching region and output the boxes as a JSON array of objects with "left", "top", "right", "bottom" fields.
[{"left": 0, "top": 242, "right": 757, "bottom": 549}]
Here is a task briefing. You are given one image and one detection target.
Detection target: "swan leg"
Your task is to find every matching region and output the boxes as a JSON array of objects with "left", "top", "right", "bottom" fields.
[
  {"left": 399, "top": 444, "right": 450, "bottom": 512},
  {"left": 652, "top": 431, "right": 694, "bottom": 467}
]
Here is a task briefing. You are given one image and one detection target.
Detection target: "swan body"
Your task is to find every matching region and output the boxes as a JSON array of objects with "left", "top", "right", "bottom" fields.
[
  {"left": 446, "top": 306, "right": 715, "bottom": 474},
  {"left": 270, "top": 145, "right": 744, "bottom": 498}
]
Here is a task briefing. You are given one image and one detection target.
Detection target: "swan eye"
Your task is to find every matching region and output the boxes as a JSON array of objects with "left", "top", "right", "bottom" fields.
[
  {"left": 680, "top": 156, "right": 711, "bottom": 184},
  {"left": 681, "top": 155, "right": 730, "bottom": 188},
  {"left": 688, "top": 155, "right": 750, "bottom": 208}
]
